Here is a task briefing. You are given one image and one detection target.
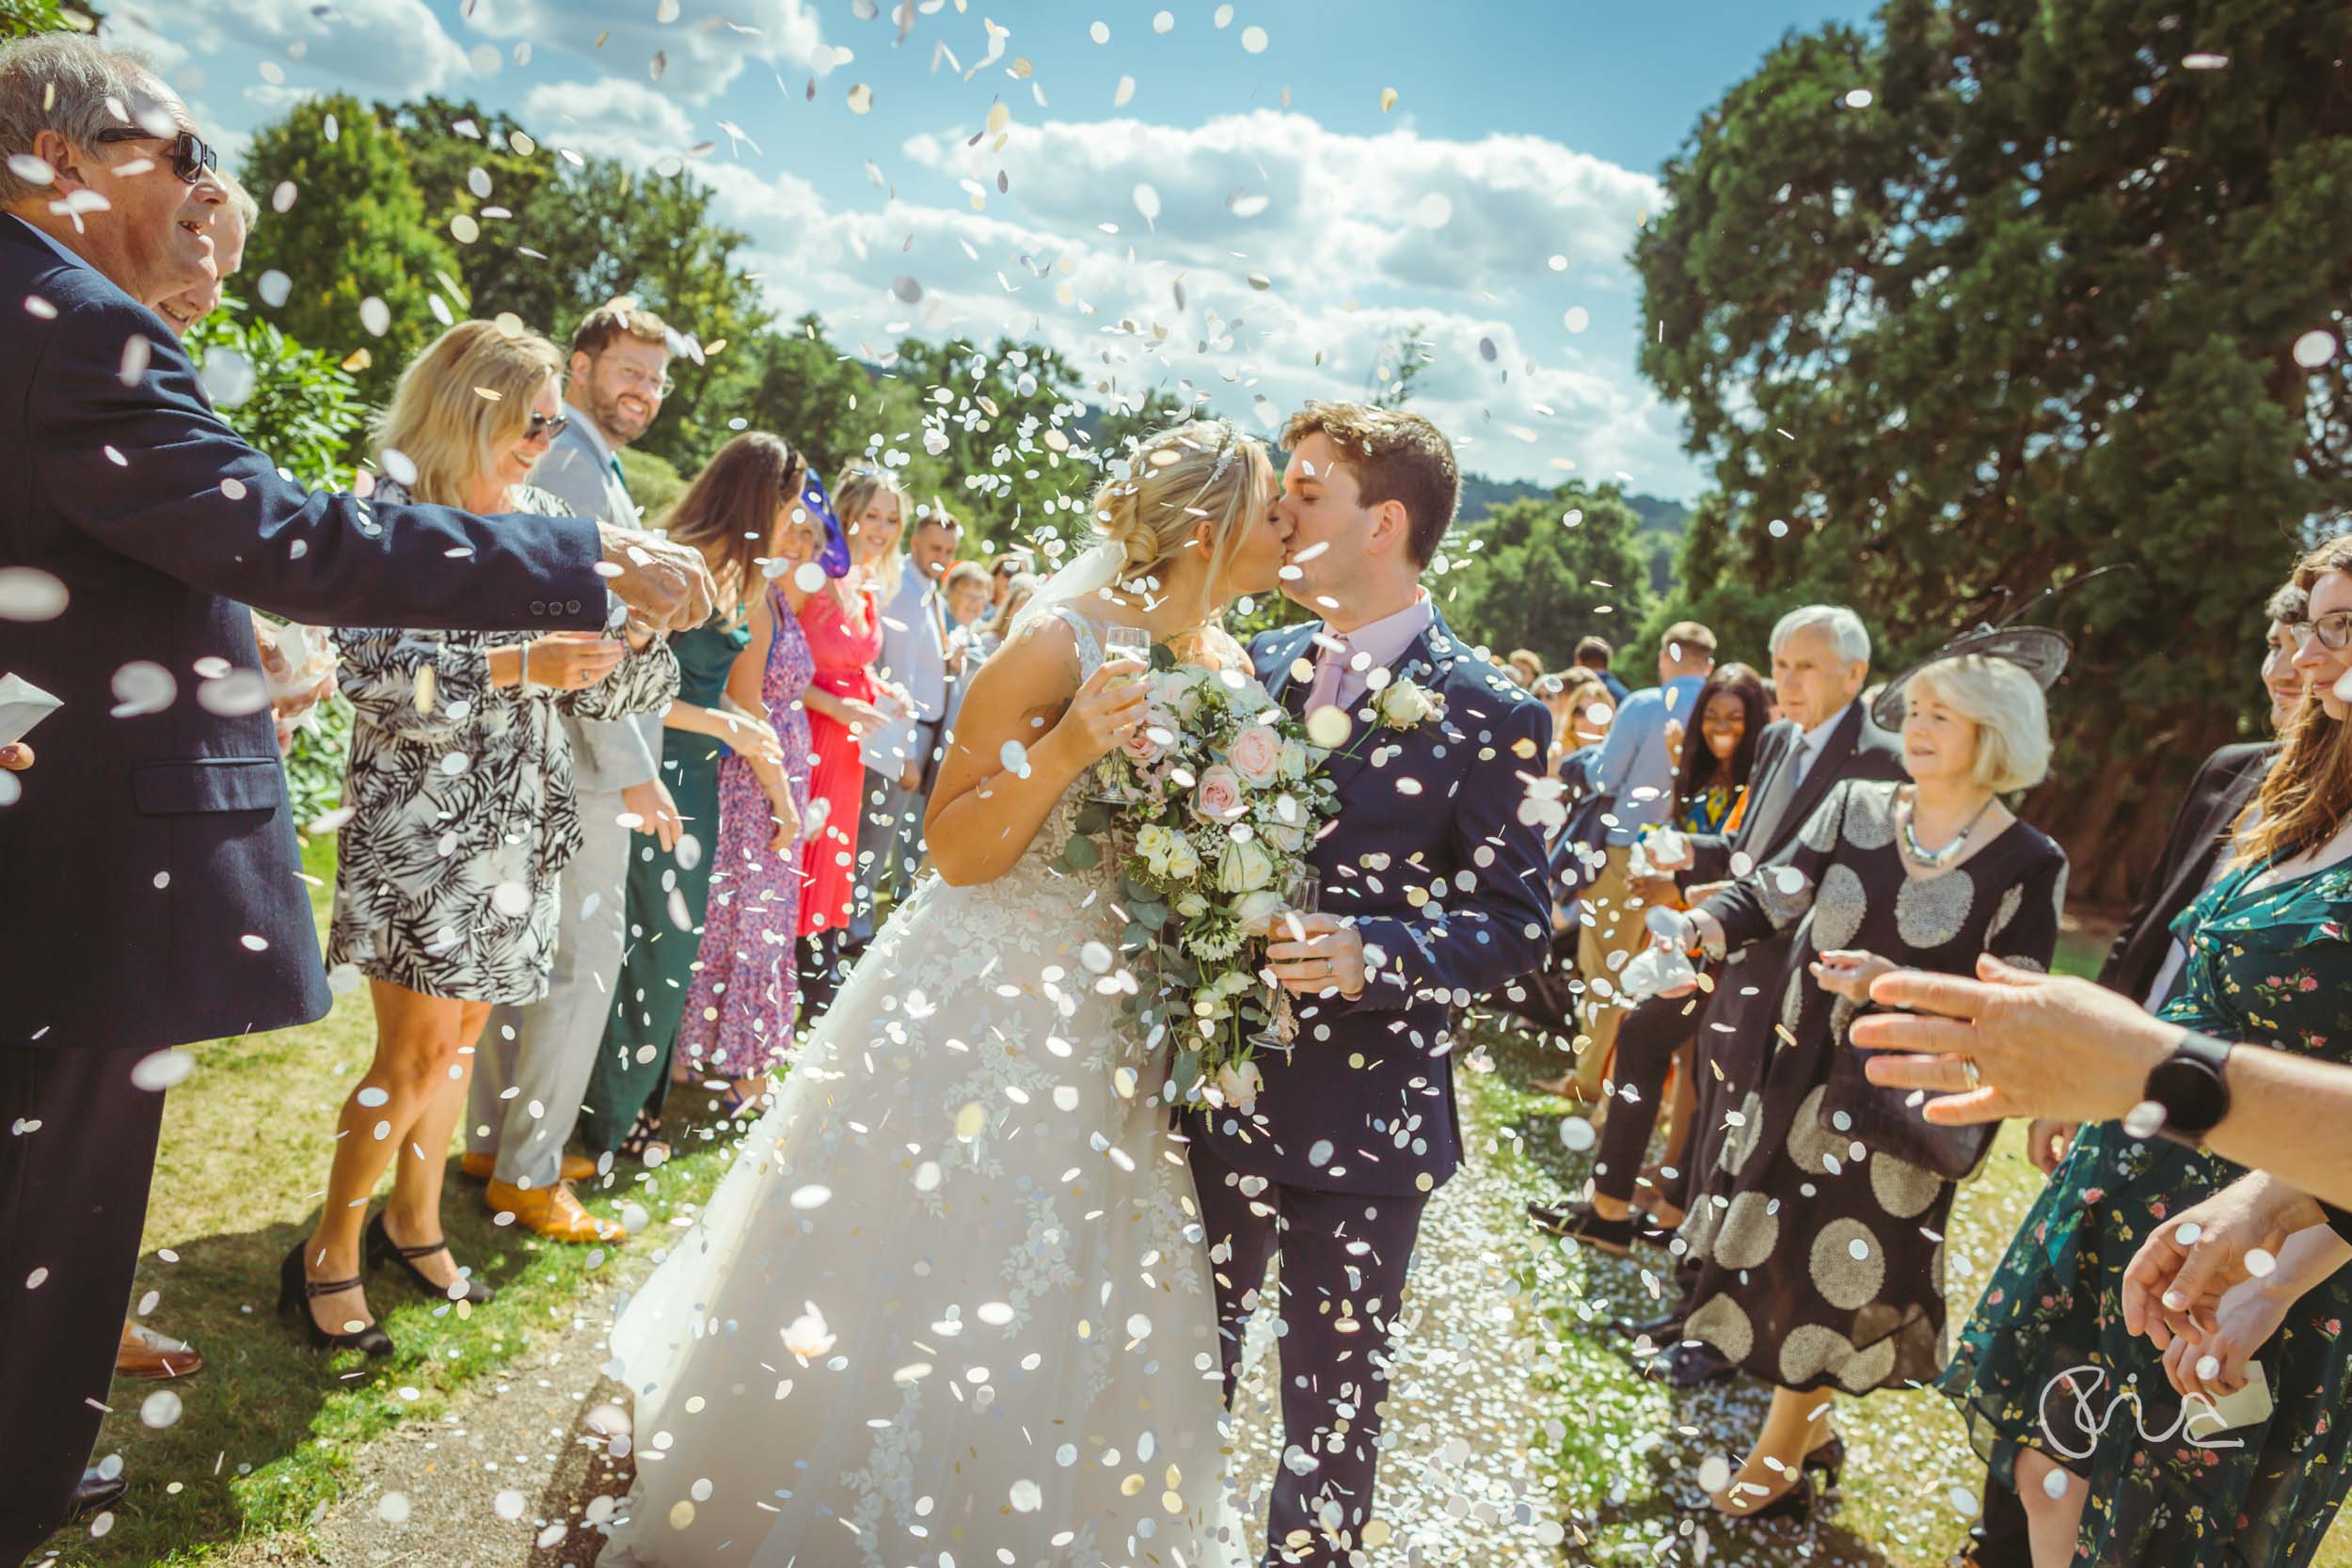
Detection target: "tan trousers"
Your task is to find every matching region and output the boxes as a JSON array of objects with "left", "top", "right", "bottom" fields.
[{"left": 1572, "top": 846, "right": 1649, "bottom": 1102}]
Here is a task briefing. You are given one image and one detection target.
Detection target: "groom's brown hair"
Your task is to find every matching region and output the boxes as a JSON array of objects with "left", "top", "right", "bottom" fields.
[{"left": 1281, "top": 401, "right": 1460, "bottom": 566}]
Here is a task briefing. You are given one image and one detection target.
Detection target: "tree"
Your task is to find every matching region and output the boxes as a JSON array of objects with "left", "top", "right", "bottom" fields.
[
  {"left": 884, "top": 334, "right": 1114, "bottom": 549},
  {"left": 3, "top": 2, "right": 92, "bottom": 39},
  {"left": 1365, "top": 324, "right": 1433, "bottom": 410},
  {"left": 183, "top": 296, "right": 367, "bottom": 488},
  {"left": 1633, "top": 0, "right": 2352, "bottom": 899},
  {"left": 1439, "top": 485, "right": 1651, "bottom": 670},
  {"left": 238, "top": 94, "right": 462, "bottom": 406}
]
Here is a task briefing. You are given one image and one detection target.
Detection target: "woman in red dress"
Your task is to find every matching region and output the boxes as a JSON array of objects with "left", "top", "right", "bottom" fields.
[{"left": 794, "top": 464, "right": 907, "bottom": 1017}]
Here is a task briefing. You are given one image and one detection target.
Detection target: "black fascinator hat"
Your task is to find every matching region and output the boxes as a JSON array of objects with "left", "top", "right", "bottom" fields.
[{"left": 1868, "top": 565, "right": 2130, "bottom": 730}]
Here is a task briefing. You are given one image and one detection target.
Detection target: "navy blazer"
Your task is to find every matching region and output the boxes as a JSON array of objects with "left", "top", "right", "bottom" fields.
[
  {"left": 1183, "top": 611, "right": 1554, "bottom": 1197},
  {"left": 0, "top": 218, "right": 610, "bottom": 1053}
]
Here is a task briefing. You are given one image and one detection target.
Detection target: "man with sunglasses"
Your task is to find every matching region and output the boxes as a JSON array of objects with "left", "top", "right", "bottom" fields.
[
  {"left": 465, "top": 297, "right": 684, "bottom": 1244},
  {"left": 0, "top": 36, "right": 715, "bottom": 1560}
]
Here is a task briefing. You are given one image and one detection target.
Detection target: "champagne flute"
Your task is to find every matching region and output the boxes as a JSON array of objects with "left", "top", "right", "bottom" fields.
[
  {"left": 1094, "top": 625, "right": 1153, "bottom": 802},
  {"left": 1248, "top": 871, "right": 1323, "bottom": 1053}
]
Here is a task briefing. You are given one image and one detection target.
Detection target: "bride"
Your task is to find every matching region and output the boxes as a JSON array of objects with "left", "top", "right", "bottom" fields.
[{"left": 598, "top": 421, "right": 1287, "bottom": 1567}]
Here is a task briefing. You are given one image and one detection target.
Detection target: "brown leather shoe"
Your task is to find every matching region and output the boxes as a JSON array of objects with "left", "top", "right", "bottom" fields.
[
  {"left": 116, "top": 1319, "right": 204, "bottom": 1380},
  {"left": 461, "top": 1150, "right": 596, "bottom": 1182},
  {"left": 485, "top": 1180, "right": 624, "bottom": 1243}
]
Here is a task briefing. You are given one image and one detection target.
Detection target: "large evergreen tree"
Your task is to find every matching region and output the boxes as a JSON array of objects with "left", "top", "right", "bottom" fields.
[
  {"left": 238, "top": 95, "right": 461, "bottom": 406},
  {"left": 1636, "top": 0, "right": 2352, "bottom": 896}
]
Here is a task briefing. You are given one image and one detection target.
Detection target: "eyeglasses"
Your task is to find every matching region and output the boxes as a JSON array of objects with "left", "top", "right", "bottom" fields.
[
  {"left": 2290, "top": 610, "right": 2352, "bottom": 652},
  {"left": 92, "top": 127, "right": 217, "bottom": 184},
  {"left": 599, "top": 357, "right": 675, "bottom": 398},
  {"left": 522, "top": 411, "right": 570, "bottom": 444}
]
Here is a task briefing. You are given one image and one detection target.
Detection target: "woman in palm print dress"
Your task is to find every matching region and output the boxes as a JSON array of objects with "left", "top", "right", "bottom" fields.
[
  {"left": 1944, "top": 536, "right": 2352, "bottom": 1568},
  {"left": 293, "top": 323, "right": 677, "bottom": 1358}
]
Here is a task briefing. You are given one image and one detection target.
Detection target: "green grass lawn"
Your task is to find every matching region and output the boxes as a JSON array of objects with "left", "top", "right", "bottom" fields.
[
  {"left": 44, "top": 892, "right": 2350, "bottom": 1567},
  {"left": 41, "top": 838, "right": 745, "bottom": 1567}
]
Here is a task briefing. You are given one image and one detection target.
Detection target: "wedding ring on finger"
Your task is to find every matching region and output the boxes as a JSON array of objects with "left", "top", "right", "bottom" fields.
[{"left": 1962, "top": 1058, "right": 1982, "bottom": 1090}]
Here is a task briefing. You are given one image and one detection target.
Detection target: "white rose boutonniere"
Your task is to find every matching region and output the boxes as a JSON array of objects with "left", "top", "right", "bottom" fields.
[{"left": 1376, "top": 676, "right": 1445, "bottom": 733}]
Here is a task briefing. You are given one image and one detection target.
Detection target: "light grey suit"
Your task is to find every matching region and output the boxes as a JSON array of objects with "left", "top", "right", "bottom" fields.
[
  {"left": 470, "top": 408, "right": 663, "bottom": 1188},
  {"left": 850, "top": 558, "right": 949, "bottom": 942}
]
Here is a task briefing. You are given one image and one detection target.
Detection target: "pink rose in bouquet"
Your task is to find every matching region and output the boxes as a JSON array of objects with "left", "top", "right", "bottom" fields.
[
  {"left": 1227, "top": 721, "right": 1282, "bottom": 787},
  {"left": 1192, "top": 762, "right": 1246, "bottom": 822}
]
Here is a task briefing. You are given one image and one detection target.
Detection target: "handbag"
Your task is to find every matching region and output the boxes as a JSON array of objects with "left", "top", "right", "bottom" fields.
[{"left": 1818, "top": 1013, "right": 1995, "bottom": 1181}]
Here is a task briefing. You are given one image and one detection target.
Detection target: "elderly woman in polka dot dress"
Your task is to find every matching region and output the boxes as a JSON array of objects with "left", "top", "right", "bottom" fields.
[{"left": 1669, "top": 653, "right": 2066, "bottom": 1522}]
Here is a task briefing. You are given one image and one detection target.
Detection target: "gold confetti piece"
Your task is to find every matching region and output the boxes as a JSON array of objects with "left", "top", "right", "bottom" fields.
[
  {"left": 847, "top": 83, "right": 874, "bottom": 114},
  {"left": 1379, "top": 87, "right": 1398, "bottom": 113}
]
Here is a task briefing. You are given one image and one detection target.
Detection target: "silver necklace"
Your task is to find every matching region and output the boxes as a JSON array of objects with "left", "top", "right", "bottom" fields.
[{"left": 1902, "top": 796, "right": 1995, "bottom": 868}]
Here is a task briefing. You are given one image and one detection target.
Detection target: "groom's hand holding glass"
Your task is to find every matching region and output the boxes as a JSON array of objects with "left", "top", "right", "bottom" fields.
[{"left": 1267, "top": 912, "right": 1367, "bottom": 998}]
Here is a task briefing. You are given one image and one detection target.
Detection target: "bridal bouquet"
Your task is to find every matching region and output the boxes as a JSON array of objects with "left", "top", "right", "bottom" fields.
[{"left": 1057, "top": 652, "right": 1338, "bottom": 1107}]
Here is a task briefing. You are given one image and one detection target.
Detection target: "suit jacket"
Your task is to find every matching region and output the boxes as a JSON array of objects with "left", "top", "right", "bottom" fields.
[
  {"left": 0, "top": 216, "right": 608, "bottom": 1053},
  {"left": 866, "top": 558, "right": 950, "bottom": 780},
  {"left": 531, "top": 410, "right": 660, "bottom": 795},
  {"left": 1181, "top": 610, "right": 1554, "bottom": 1197},
  {"left": 1680, "top": 700, "right": 1907, "bottom": 889},
  {"left": 2099, "top": 742, "right": 2275, "bottom": 1003}
]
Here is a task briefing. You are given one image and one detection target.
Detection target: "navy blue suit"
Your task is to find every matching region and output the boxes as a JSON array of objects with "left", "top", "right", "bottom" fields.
[
  {"left": 0, "top": 216, "right": 607, "bottom": 1558},
  {"left": 1186, "top": 610, "right": 1550, "bottom": 1565}
]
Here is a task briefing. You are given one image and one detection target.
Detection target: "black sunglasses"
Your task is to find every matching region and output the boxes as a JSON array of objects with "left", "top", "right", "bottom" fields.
[
  {"left": 522, "top": 411, "right": 571, "bottom": 443},
  {"left": 92, "top": 127, "right": 218, "bottom": 184}
]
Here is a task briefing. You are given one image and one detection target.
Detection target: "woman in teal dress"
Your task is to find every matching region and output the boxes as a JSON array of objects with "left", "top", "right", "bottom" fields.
[
  {"left": 1943, "top": 536, "right": 2352, "bottom": 1568},
  {"left": 579, "top": 435, "right": 823, "bottom": 1164}
]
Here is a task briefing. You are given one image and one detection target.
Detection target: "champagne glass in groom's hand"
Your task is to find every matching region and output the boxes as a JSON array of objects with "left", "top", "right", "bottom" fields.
[{"left": 1250, "top": 872, "right": 1323, "bottom": 1052}]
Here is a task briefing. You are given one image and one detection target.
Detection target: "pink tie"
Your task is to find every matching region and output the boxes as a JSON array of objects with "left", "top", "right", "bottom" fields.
[{"left": 1305, "top": 634, "right": 1352, "bottom": 712}]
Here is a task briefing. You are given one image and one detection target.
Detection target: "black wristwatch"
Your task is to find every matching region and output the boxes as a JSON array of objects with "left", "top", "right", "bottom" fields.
[{"left": 2141, "top": 1030, "right": 2233, "bottom": 1148}]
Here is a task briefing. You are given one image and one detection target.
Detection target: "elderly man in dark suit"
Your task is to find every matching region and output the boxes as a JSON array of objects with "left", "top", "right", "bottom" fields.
[
  {"left": 0, "top": 35, "right": 713, "bottom": 1559},
  {"left": 1531, "top": 604, "right": 1906, "bottom": 1386},
  {"left": 1955, "top": 583, "right": 2300, "bottom": 1568}
]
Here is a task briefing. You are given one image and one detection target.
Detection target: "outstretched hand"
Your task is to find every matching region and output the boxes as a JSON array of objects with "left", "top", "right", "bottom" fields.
[{"left": 1850, "top": 954, "right": 2182, "bottom": 1125}]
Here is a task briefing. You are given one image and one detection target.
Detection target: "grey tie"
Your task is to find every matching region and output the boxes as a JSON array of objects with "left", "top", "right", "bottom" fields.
[{"left": 1742, "top": 737, "right": 1810, "bottom": 852}]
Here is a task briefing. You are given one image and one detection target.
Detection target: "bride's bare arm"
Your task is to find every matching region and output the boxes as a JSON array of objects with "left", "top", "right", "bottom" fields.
[{"left": 925, "top": 621, "right": 1150, "bottom": 887}]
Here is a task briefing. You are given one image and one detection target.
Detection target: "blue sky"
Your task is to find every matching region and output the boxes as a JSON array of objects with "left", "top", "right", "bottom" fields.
[{"left": 112, "top": 0, "right": 1879, "bottom": 499}]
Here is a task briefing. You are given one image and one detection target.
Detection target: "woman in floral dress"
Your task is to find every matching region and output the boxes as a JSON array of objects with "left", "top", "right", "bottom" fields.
[
  {"left": 1943, "top": 536, "right": 2352, "bottom": 1568},
  {"left": 676, "top": 505, "right": 830, "bottom": 1105}
]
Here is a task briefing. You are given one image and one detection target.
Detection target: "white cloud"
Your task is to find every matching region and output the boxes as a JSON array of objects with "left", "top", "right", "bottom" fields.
[
  {"left": 108, "top": 0, "right": 473, "bottom": 103},
  {"left": 461, "top": 0, "right": 830, "bottom": 103}
]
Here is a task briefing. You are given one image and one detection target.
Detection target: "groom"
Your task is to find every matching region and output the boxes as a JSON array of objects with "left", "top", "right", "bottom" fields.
[{"left": 1185, "top": 403, "right": 1553, "bottom": 1564}]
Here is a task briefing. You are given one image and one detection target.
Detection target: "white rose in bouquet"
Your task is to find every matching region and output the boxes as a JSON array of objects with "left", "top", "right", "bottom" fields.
[
  {"left": 1166, "top": 665, "right": 1210, "bottom": 723},
  {"left": 1175, "top": 891, "right": 1211, "bottom": 919},
  {"left": 1163, "top": 834, "right": 1203, "bottom": 881},
  {"left": 1216, "top": 837, "right": 1276, "bottom": 894},
  {"left": 1258, "top": 816, "right": 1305, "bottom": 855},
  {"left": 1234, "top": 887, "right": 1287, "bottom": 933},
  {"left": 1227, "top": 721, "right": 1283, "bottom": 788},
  {"left": 1279, "top": 736, "right": 1311, "bottom": 781},
  {"left": 1135, "top": 823, "right": 1178, "bottom": 874}
]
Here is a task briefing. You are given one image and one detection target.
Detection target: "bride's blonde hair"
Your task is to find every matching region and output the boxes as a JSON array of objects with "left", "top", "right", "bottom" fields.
[{"left": 1088, "top": 420, "right": 1274, "bottom": 614}]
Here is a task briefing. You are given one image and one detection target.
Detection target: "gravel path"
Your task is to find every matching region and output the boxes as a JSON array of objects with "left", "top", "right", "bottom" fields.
[{"left": 218, "top": 1068, "right": 1576, "bottom": 1567}]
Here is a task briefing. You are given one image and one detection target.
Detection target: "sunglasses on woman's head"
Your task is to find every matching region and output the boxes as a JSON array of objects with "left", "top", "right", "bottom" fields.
[
  {"left": 522, "top": 411, "right": 571, "bottom": 443},
  {"left": 92, "top": 127, "right": 218, "bottom": 184}
]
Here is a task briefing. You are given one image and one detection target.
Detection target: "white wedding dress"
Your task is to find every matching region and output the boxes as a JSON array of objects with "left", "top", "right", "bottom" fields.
[{"left": 599, "top": 608, "right": 1247, "bottom": 1568}]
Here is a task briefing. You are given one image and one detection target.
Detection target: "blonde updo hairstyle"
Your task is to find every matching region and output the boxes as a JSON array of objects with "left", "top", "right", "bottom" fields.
[
  {"left": 374, "top": 320, "right": 564, "bottom": 507},
  {"left": 1087, "top": 421, "right": 1275, "bottom": 617}
]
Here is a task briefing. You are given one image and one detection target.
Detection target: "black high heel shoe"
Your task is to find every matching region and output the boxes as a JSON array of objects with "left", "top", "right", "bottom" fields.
[
  {"left": 278, "top": 1243, "right": 394, "bottom": 1356},
  {"left": 366, "top": 1212, "right": 496, "bottom": 1306},
  {"left": 1802, "top": 1433, "right": 1846, "bottom": 1491}
]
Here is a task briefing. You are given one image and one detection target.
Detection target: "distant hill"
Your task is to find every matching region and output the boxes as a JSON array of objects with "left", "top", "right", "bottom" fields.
[{"left": 1454, "top": 473, "right": 1692, "bottom": 599}]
